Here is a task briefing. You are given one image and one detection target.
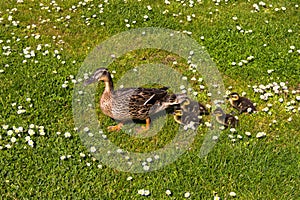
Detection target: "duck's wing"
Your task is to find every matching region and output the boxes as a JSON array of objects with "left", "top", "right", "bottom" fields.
[
  {"left": 112, "top": 88, "right": 138, "bottom": 102},
  {"left": 129, "top": 87, "right": 170, "bottom": 106}
]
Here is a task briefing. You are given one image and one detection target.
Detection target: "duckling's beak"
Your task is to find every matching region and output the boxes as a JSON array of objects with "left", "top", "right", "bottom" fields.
[
  {"left": 83, "top": 77, "right": 97, "bottom": 86},
  {"left": 173, "top": 110, "right": 183, "bottom": 116},
  {"left": 225, "top": 96, "right": 230, "bottom": 100}
]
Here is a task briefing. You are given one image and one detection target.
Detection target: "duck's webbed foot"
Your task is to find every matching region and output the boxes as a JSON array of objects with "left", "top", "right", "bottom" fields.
[
  {"left": 135, "top": 118, "right": 151, "bottom": 133},
  {"left": 107, "top": 122, "right": 124, "bottom": 132}
]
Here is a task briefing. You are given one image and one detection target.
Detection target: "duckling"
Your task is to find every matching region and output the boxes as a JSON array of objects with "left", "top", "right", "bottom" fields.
[
  {"left": 173, "top": 108, "right": 202, "bottom": 126},
  {"left": 213, "top": 107, "right": 239, "bottom": 128},
  {"left": 173, "top": 109, "right": 183, "bottom": 124},
  {"left": 173, "top": 97, "right": 208, "bottom": 125},
  {"left": 227, "top": 92, "right": 256, "bottom": 114},
  {"left": 180, "top": 97, "right": 209, "bottom": 115},
  {"left": 84, "top": 68, "right": 187, "bottom": 132}
]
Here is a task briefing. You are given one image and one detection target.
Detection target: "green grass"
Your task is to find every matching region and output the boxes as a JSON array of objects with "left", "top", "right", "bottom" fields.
[{"left": 0, "top": 0, "right": 299, "bottom": 199}]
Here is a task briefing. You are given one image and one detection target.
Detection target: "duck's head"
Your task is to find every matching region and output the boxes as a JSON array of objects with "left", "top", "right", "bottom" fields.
[
  {"left": 84, "top": 68, "right": 111, "bottom": 86},
  {"left": 227, "top": 92, "right": 240, "bottom": 101},
  {"left": 212, "top": 107, "right": 225, "bottom": 116},
  {"left": 173, "top": 109, "right": 183, "bottom": 116},
  {"left": 181, "top": 98, "right": 191, "bottom": 108}
]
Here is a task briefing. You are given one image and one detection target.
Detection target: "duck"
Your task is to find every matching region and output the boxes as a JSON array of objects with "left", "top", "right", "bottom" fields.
[
  {"left": 227, "top": 92, "right": 256, "bottom": 114},
  {"left": 84, "top": 68, "right": 187, "bottom": 132},
  {"left": 212, "top": 107, "right": 239, "bottom": 128},
  {"left": 173, "top": 108, "right": 201, "bottom": 126},
  {"left": 173, "top": 97, "right": 209, "bottom": 126}
]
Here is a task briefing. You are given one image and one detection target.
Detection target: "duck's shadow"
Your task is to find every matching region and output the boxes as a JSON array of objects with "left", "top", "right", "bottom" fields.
[{"left": 101, "top": 109, "right": 176, "bottom": 138}]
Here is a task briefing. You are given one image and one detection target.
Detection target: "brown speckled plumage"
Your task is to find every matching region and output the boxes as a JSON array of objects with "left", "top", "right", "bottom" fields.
[{"left": 84, "top": 68, "right": 186, "bottom": 131}]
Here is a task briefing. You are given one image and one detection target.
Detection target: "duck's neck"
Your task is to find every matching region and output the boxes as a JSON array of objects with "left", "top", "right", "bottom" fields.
[{"left": 103, "top": 75, "right": 114, "bottom": 93}]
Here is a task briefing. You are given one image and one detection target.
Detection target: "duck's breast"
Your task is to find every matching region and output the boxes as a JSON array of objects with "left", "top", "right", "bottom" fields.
[{"left": 100, "top": 93, "right": 114, "bottom": 118}]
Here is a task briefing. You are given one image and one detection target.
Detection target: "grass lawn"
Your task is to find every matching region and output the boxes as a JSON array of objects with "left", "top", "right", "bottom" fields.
[{"left": 0, "top": 0, "right": 299, "bottom": 199}]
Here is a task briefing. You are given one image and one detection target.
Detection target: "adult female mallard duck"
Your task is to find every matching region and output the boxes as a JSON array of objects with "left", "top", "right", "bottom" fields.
[
  {"left": 227, "top": 92, "right": 256, "bottom": 114},
  {"left": 84, "top": 68, "right": 187, "bottom": 132},
  {"left": 213, "top": 107, "right": 239, "bottom": 128}
]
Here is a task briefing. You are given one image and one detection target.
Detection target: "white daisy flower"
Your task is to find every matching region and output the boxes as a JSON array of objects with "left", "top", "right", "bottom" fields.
[
  {"left": 166, "top": 189, "right": 172, "bottom": 195},
  {"left": 7, "top": 130, "right": 13, "bottom": 136},
  {"left": 262, "top": 107, "right": 269, "bottom": 112},
  {"left": 17, "top": 109, "right": 26, "bottom": 114},
  {"left": 28, "top": 140, "right": 34, "bottom": 147},
  {"left": 11, "top": 137, "right": 17, "bottom": 143},
  {"left": 147, "top": 5, "right": 152, "bottom": 10},
  {"left": 245, "top": 132, "right": 251, "bottom": 136},
  {"left": 90, "top": 146, "right": 97, "bottom": 153},
  {"left": 184, "top": 192, "right": 191, "bottom": 198},
  {"left": 229, "top": 191, "right": 236, "bottom": 197},
  {"left": 29, "top": 124, "right": 35, "bottom": 129},
  {"left": 79, "top": 153, "right": 85, "bottom": 157},
  {"left": 25, "top": 136, "right": 31, "bottom": 141},
  {"left": 64, "top": 132, "right": 71, "bottom": 138},
  {"left": 28, "top": 129, "right": 35, "bottom": 136},
  {"left": 143, "top": 165, "right": 150, "bottom": 171},
  {"left": 144, "top": 190, "right": 150, "bottom": 196},
  {"left": 256, "top": 132, "right": 266, "bottom": 138},
  {"left": 138, "top": 189, "right": 145, "bottom": 195},
  {"left": 230, "top": 128, "right": 236, "bottom": 133},
  {"left": 2, "top": 125, "right": 9, "bottom": 129},
  {"left": 212, "top": 135, "right": 219, "bottom": 140}
]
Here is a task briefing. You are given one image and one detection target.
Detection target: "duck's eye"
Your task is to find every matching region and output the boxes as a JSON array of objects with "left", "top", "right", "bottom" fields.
[{"left": 102, "top": 70, "right": 107, "bottom": 76}]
